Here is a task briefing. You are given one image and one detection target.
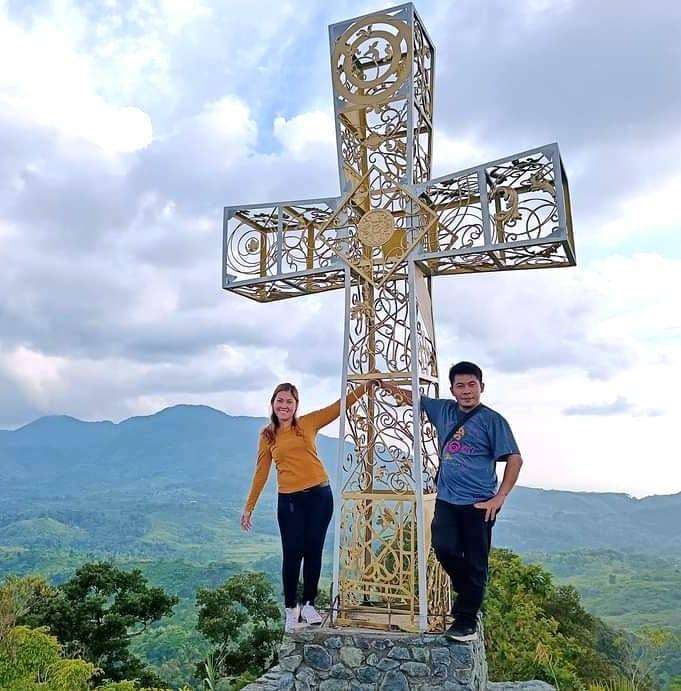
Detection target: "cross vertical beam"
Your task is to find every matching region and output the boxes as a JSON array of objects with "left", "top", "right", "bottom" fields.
[{"left": 327, "top": 4, "right": 446, "bottom": 633}]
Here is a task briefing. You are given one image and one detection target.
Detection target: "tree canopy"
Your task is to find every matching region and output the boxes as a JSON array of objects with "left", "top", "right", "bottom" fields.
[
  {"left": 195, "top": 571, "right": 282, "bottom": 682},
  {"left": 19, "top": 562, "right": 177, "bottom": 687},
  {"left": 485, "top": 549, "right": 654, "bottom": 690}
]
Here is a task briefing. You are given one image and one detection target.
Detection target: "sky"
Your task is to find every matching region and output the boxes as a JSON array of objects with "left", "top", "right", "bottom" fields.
[{"left": 0, "top": 0, "right": 680, "bottom": 498}]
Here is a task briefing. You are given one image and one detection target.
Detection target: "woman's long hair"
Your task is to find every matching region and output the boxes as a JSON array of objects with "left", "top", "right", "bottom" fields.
[{"left": 262, "top": 383, "right": 303, "bottom": 445}]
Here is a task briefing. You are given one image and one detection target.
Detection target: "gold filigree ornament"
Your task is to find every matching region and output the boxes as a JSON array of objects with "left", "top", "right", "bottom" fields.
[
  {"left": 530, "top": 173, "right": 556, "bottom": 196},
  {"left": 350, "top": 298, "right": 374, "bottom": 321},
  {"left": 492, "top": 186, "right": 522, "bottom": 227},
  {"left": 332, "top": 14, "right": 413, "bottom": 107},
  {"left": 245, "top": 237, "right": 260, "bottom": 253},
  {"left": 363, "top": 133, "right": 384, "bottom": 150},
  {"left": 357, "top": 209, "right": 395, "bottom": 247},
  {"left": 315, "top": 166, "right": 437, "bottom": 287}
]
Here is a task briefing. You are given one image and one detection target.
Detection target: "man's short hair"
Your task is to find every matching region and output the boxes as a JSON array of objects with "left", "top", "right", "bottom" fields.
[{"left": 449, "top": 361, "right": 483, "bottom": 385}]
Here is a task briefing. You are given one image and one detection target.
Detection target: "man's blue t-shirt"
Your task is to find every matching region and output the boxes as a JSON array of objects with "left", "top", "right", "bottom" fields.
[{"left": 420, "top": 396, "right": 520, "bottom": 505}]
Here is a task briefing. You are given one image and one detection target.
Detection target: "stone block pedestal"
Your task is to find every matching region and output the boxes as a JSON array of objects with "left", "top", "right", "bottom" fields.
[{"left": 243, "top": 623, "right": 488, "bottom": 691}]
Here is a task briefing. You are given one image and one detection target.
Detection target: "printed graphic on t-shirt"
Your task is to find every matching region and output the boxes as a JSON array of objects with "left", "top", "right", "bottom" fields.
[
  {"left": 443, "top": 426, "right": 474, "bottom": 460},
  {"left": 419, "top": 394, "right": 520, "bottom": 504}
]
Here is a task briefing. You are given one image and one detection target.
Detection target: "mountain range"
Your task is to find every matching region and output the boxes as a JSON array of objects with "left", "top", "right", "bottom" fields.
[{"left": 1, "top": 404, "right": 680, "bottom": 561}]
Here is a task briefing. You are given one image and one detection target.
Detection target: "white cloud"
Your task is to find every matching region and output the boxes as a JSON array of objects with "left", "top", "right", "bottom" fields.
[
  {"left": 0, "top": 341, "right": 279, "bottom": 424},
  {"left": 158, "top": 0, "right": 211, "bottom": 33},
  {"left": 564, "top": 396, "right": 661, "bottom": 417},
  {"left": 521, "top": 0, "right": 574, "bottom": 19},
  {"left": 432, "top": 133, "right": 492, "bottom": 177},
  {"left": 428, "top": 250, "right": 681, "bottom": 497},
  {"left": 273, "top": 109, "right": 335, "bottom": 158},
  {"left": 3, "top": 347, "right": 65, "bottom": 406},
  {"left": 504, "top": 410, "right": 677, "bottom": 498},
  {"left": 197, "top": 96, "right": 258, "bottom": 153},
  {"left": 0, "top": 2, "right": 153, "bottom": 153},
  {"left": 595, "top": 173, "right": 681, "bottom": 246}
]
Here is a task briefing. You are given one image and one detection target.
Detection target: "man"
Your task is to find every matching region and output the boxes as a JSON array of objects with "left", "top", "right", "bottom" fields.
[{"left": 381, "top": 361, "right": 522, "bottom": 642}]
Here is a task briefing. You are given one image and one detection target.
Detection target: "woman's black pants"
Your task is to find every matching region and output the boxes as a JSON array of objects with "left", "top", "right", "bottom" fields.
[
  {"left": 277, "top": 484, "right": 333, "bottom": 608},
  {"left": 431, "top": 498, "right": 495, "bottom": 625}
]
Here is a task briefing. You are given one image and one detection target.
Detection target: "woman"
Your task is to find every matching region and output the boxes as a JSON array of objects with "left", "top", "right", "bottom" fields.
[{"left": 240, "top": 381, "right": 374, "bottom": 632}]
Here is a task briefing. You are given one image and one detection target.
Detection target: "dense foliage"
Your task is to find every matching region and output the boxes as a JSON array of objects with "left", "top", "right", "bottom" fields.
[
  {"left": 0, "top": 625, "right": 96, "bottom": 691},
  {"left": 0, "top": 576, "right": 179, "bottom": 690},
  {"left": 195, "top": 572, "right": 282, "bottom": 682},
  {"left": 2, "top": 548, "right": 678, "bottom": 690},
  {"left": 19, "top": 563, "right": 178, "bottom": 687},
  {"left": 485, "top": 549, "right": 656, "bottom": 690}
]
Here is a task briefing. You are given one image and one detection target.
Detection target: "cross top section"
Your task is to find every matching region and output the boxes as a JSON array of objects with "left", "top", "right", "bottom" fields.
[{"left": 223, "top": 3, "right": 574, "bottom": 301}]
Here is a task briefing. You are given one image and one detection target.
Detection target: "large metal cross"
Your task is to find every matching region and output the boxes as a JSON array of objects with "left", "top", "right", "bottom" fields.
[{"left": 222, "top": 3, "right": 575, "bottom": 633}]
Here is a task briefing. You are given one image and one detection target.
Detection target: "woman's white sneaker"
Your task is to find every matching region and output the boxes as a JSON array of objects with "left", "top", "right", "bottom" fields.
[
  {"left": 300, "top": 601, "right": 323, "bottom": 626},
  {"left": 284, "top": 605, "right": 300, "bottom": 633}
]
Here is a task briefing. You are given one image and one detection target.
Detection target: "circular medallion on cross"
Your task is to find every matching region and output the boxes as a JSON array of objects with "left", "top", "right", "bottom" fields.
[
  {"left": 332, "top": 14, "right": 412, "bottom": 106},
  {"left": 357, "top": 209, "right": 396, "bottom": 247}
]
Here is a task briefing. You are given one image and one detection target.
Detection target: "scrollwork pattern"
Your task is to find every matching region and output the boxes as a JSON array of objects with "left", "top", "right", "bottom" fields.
[
  {"left": 225, "top": 208, "right": 278, "bottom": 279},
  {"left": 343, "top": 385, "right": 415, "bottom": 495},
  {"left": 487, "top": 153, "right": 558, "bottom": 242},
  {"left": 427, "top": 546, "right": 451, "bottom": 625},
  {"left": 317, "top": 168, "right": 437, "bottom": 287},
  {"left": 422, "top": 242, "right": 572, "bottom": 278},
  {"left": 413, "top": 16, "right": 434, "bottom": 127},
  {"left": 280, "top": 204, "right": 337, "bottom": 273},
  {"left": 332, "top": 15, "right": 412, "bottom": 107},
  {"left": 224, "top": 202, "right": 344, "bottom": 299},
  {"left": 412, "top": 15, "right": 434, "bottom": 183},
  {"left": 339, "top": 498, "right": 416, "bottom": 610},
  {"left": 422, "top": 172, "right": 484, "bottom": 254},
  {"left": 348, "top": 278, "right": 411, "bottom": 374}
]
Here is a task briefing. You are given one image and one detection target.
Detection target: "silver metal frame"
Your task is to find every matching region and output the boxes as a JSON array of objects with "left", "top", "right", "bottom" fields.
[
  {"left": 331, "top": 266, "right": 353, "bottom": 621},
  {"left": 223, "top": 196, "right": 340, "bottom": 290},
  {"left": 408, "top": 260, "right": 428, "bottom": 631}
]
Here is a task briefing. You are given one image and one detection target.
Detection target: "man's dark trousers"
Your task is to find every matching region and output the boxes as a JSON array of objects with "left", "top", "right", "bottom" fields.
[{"left": 431, "top": 498, "right": 494, "bottom": 625}]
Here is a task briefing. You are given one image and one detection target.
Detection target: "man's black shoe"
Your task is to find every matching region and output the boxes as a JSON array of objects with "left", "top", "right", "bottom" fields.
[{"left": 444, "top": 620, "right": 478, "bottom": 642}]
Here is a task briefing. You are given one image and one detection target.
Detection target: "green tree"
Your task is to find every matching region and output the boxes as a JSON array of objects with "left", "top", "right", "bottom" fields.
[
  {"left": 543, "top": 582, "right": 628, "bottom": 683},
  {"left": 129, "top": 616, "right": 211, "bottom": 689},
  {"left": 0, "top": 625, "right": 95, "bottom": 690},
  {"left": 626, "top": 628, "right": 672, "bottom": 690},
  {"left": 195, "top": 572, "right": 282, "bottom": 683},
  {"left": 484, "top": 549, "right": 636, "bottom": 691},
  {"left": 20, "top": 562, "right": 178, "bottom": 686},
  {"left": 0, "top": 575, "right": 55, "bottom": 642}
]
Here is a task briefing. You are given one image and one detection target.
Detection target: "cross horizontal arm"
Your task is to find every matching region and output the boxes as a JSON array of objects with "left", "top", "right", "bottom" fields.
[
  {"left": 413, "top": 143, "right": 575, "bottom": 276},
  {"left": 223, "top": 195, "right": 352, "bottom": 302}
]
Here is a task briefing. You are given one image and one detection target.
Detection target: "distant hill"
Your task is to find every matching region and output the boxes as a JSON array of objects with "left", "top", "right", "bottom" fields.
[
  {"left": 1, "top": 404, "right": 680, "bottom": 559},
  {"left": 1, "top": 405, "right": 272, "bottom": 496}
]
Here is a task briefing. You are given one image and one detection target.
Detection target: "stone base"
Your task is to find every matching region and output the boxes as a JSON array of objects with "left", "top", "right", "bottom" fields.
[{"left": 242, "top": 622, "right": 488, "bottom": 690}]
